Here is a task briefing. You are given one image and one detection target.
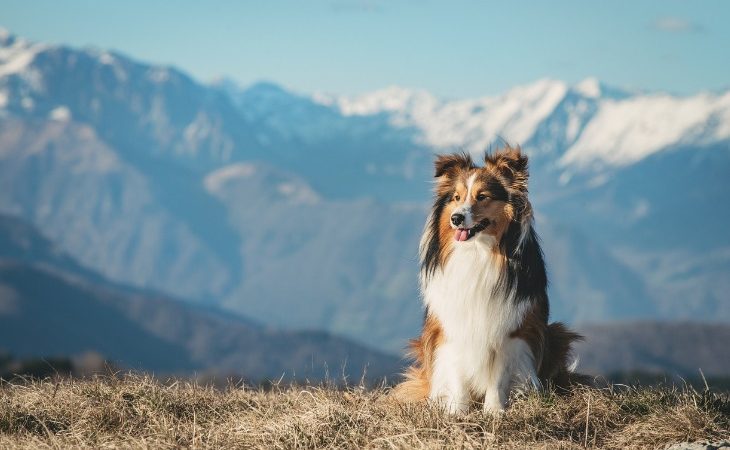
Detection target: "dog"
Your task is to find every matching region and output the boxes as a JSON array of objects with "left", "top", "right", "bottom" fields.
[{"left": 392, "top": 146, "right": 581, "bottom": 414}]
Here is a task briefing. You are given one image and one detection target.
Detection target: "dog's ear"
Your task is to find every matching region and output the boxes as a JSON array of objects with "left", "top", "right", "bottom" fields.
[
  {"left": 485, "top": 145, "right": 529, "bottom": 192},
  {"left": 434, "top": 152, "right": 473, "bottom": 178}
]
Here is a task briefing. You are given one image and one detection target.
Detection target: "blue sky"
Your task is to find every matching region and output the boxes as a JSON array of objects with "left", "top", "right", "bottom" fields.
[{"left": 2, "top": 0, "right": 729, "bottom": 98}]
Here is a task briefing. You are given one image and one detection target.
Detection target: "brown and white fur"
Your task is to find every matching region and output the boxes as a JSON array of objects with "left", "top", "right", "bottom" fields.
[{"left": 392, "top": 146, "right": 581, "bottom": 414}]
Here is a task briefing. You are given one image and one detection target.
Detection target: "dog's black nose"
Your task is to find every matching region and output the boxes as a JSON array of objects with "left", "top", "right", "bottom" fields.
[{"left": 451, "top": 213, "right": 465, "bottom": 226}]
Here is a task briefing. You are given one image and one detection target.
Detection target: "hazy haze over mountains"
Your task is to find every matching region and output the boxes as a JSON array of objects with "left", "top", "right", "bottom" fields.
[
  {"left": 0, "top": 29, "right": 728, "bottom": 356},
  {"left": 0, "top": 213, "right": 401, "bottom": 380}
]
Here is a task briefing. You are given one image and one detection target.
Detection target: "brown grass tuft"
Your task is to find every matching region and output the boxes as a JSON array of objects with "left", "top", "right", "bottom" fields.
[{"left": 0, "top": 374, "right": 727, "bottom": 449}]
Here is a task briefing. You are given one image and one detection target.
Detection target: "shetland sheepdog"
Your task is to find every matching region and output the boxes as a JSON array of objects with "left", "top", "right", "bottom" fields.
[{"left": 393, "top": 146, "right": 581, "bottom": 414}]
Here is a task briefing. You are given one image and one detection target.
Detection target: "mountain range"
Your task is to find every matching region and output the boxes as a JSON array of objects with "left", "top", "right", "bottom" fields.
[
  {"left": 0, "top": 28, "right": 728, "bottom": 356},
  {"left": 0, "top": 213, "right": 401, "bottom": 381}
]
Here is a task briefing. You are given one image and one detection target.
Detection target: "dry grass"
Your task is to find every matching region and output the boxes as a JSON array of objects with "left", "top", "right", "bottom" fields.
[{"left": 0, "top": 374, "right": 727, "bottom": 449}]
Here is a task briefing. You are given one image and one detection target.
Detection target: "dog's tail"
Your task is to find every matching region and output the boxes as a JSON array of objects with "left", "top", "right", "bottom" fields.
[
  {"left": 540, "top": 322, "right": 591, "bottom": 389},
  {"left": 391, "top": 314, "right": 446, "bottom": 402},
  {"left": 390, "top": 336, "right": 434, "bottom": 402},
  {"left": 390, "top": 366, "right": 430, "bottom": 402}
]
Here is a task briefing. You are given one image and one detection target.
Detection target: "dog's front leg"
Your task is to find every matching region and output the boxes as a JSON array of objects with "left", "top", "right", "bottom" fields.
[
  {"left": 483, "top": 347, "right": 509, "bottom": 414},
  {"left": 483, "top": 338, "right": 539, "bottom": 414},
  {"left": 429, "top": 342, "right": 470, "bottom": 414}
]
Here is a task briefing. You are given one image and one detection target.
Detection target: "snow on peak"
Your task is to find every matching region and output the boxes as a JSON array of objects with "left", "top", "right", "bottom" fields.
[
  {"left": 0, "top": 32, "right": 46, "bottom": 78},
  {"left": 574, "top": 77, "right": 601, "bottom": 98},
  {"left": 326, "top": 86, "right": 438, "bottom": 117},
  {"left": 317, "top": 79, "right": 568, "bottom": 154},
  {"left": 315, "top": 78, "right": 729, "bottom": 170},
  {"left": 98, "top": 52, "right": 116, "bottom": 65},
  {"left": 560, "top": 91, "right": 730, "bottom": 168}
]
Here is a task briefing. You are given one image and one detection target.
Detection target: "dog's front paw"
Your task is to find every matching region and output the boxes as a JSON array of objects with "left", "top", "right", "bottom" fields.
[
  {"left": 445, "top": 399, "right": 470, "bottom": 415},
  {"left": 483, "top": 390, "right": 507, "bottom": 415},
  {"left": 430, "top": 394, "right": 470, "bottom": 415},
  {"left": 482, "top": 401, "right": 505, "bottom": 415}
]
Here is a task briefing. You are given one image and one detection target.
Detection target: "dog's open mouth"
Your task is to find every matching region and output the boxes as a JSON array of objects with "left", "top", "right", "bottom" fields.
[{"left": 454, "top": 220, "right": 490, "bottom": 242}]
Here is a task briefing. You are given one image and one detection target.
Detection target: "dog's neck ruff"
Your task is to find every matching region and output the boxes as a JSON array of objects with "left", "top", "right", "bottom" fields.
[{"left": 421, "top": 234, "right": 528, "bottom": 343}]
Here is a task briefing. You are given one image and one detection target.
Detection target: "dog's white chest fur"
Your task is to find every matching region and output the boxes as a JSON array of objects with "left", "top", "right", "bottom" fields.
[{"left": 422, "top": 236, "right": 535, "bottom": 412}]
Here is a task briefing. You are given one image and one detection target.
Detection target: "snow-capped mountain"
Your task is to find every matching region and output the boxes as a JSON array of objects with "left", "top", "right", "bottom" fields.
[
  {"left": 316, "top": 77, "right": 730, "bottom": 172},
  {"left": 316, "top": 79, "right": 571, "bottom": 153},
  {"left": 0, "top": 29, "right": 728, "bottom": 353}
]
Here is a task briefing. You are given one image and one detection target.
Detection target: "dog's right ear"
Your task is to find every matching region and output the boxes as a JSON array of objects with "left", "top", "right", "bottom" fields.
[
  {"left": 485, "top": 145, "right": 529, "bottom": 192},
  {"left": 434, "top": 152, "right": 473, "bottom": 178}
]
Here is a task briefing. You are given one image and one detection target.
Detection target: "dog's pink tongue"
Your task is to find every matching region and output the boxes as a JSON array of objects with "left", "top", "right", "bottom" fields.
[{"left": 454, "top": 229, "right": 469, "bottom": 242}]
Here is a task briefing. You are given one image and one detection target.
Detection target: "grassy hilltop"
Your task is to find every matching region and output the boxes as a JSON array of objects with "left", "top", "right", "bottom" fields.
[{"left": 0, "top": 375, "right": 728, "bottom": 449}]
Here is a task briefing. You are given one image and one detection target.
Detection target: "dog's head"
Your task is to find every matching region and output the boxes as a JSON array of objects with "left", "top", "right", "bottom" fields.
[{"left": 432, "top": 146, "right": 532, "bottom": 244}]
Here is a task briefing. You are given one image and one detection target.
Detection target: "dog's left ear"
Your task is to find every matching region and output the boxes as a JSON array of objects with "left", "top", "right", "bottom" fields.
[
  {"left": 434, "top": 152, "right": 473, "bottom": 178},
  {"left": 485, "top": 145, "right": 529, "bottom": 192}
]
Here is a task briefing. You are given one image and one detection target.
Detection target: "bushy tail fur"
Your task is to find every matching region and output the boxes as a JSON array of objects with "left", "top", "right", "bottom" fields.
[
  {"left": 539, "top": 322, "right": 590, "bottom": 389},
  {"left": 390, "top": 364, "right": 430, "bottom": 402},
  {"left": 390, "top": 317, "right": 443, "bottom": 402}
]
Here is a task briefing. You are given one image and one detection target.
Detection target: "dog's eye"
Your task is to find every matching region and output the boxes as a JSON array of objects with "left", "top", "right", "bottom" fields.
[
  {"left": 476, "top": 193, "right": 489, "bottom": 201},
  {"left": 453, "top": 194, "right": 461, "bottom": 202}
]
